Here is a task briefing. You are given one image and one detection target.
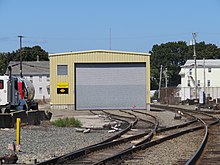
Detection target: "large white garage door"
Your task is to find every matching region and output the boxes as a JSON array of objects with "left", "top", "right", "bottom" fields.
[{"left": 75, "top": 63, "right": 146, "bottom": 110}]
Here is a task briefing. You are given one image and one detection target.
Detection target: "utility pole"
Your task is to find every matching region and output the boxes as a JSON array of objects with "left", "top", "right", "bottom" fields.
[
  {"left": 158, "top": 65, "right": 163, "bottom": 101},
  {"left": 164, "top": 68, "right": 168, "bottom": 104},
  {"left": 18, "top": 35, "right": 23, "bottom": 78},
  {"left": 192, "top": 32, "right": 197, "bottom": 100},
  {"left": 164, "top": 68, "right": 168, "bottom": 88},
  {"left": 109, "top": 28, "right": 111, "bottom": 50},
  {"left": 203, "top": 58, "right": 206, "bottom": 103}
]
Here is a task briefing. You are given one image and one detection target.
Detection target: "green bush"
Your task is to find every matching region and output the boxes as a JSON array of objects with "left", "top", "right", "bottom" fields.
[{"left": 51, "top": 117, "right": 82, "bottom": 127}]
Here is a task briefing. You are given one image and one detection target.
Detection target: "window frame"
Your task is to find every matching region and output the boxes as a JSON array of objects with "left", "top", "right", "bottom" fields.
[
  {"left": 207, "top": 80, "right": 211, "bottom": 87},
  {"left": 197, "top": 80, "right": 200, "bottom": 87},
  {"left": 57, "top": 65, "right": 68, "bottom": 75},
  {"left": 0, "top": 80, "right": 4, "bottom": 89},
  {"left": 39, "top": 87, "right": 43, "bottom": 94},
  {"left": 187, "top": 80, "right": 190, "bottom": 87},
  {"left": 189, "top": 68, "right": 192, "bottom": 75}
]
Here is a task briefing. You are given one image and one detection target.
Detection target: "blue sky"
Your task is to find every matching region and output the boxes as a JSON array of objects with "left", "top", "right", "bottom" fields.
[{"left": 0, "top": 0, "right": 220, "bottom": 54}]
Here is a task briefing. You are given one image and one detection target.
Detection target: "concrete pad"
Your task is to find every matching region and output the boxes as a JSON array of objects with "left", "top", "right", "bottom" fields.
[{"left": 48, "top": 109, "right": 110, "bottom": 129}]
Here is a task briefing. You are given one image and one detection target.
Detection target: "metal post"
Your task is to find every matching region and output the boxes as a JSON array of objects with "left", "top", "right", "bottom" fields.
[
  {"left": 164, "top": 68, "right": 168, "bottom": 104},
  {"left": 109, "top": 28, "right": 111, "bottom": 50},
  {"left": 192, "top": 33, "right": 197, "bottom": 100},
  {"left": 203, "top": 58, "right": 206, "bottom": 103},
  {"left": 16, "top": 118, "right": 21, "bottom": 152},
  {"left": 158, "top": 65, "right": 163, "bottom": 101}
]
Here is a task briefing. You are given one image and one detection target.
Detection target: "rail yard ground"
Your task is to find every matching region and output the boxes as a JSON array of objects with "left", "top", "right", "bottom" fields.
[{"left": 0, "top": 103, "right": 219, "bottom": 164}]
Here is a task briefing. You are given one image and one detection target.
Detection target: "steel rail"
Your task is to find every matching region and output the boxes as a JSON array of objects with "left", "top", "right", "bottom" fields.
[
  {"left": 93, "top": 106, "right": 219, "bottom": 165},
  {"left": 132, "top": 110, "right": 198, "bottom": 133},
  {"left": 151, "top": 104, "right": 219, "bottom": 164},
  {"left": 186, "top": 119, "right": 208, "bottom": 165},
  {"left": 56, "top": 111, "right": 156, "bottom": 164},
  {"left": 90, "top": 110, "right": 138, "bottom": 144},
  {"left": 36, "top": 115, "right": 134, "bottom": 165},
  {"left": 93, "top": 124, "right": 205, "bottom": 165},
  {"left": 36, "top": 110, "right": 139, "bottom": 165}
]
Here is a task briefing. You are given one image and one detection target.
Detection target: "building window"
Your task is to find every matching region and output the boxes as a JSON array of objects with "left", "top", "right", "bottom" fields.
[
  {"left": 39, "top": 76, "right": 42, "bottom": 82},
  {"left": 39, "top": 87, "right": 42, "bottom": 94},
  {"left": 0, "top": 80, "right": 4, "bottom": 89},
  {"left": 198, "top": 80, "right": 200, "bottom": 87},
  {"left": 187, "top": 80, "right": 190, "bottom": 87},
  {"left": 46, "top": 75, "right": 50, "bottom": 81},
  {"left": 207, "top": 80, "right": 211, "bottom": 87},
  {"left": 207, "top": 94, "right": 211, "bottom": 99},
  {"left": 30, "top": 76, "right": 33, "bottom": 83},
  {"left": 189, "top": 68, "right": 192, "bottom": 75},
  {"left": 208, "top": 68, "right": 211, "bottom": 72},
  {"left": 57, "top": 65, "right": 68, "bottom": 75},
  {"left": 47, "top": 85, "right": 50, "bottom": 95}
]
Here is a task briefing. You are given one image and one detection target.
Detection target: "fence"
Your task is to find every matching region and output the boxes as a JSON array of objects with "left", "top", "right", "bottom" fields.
[{"left": 159, "top": 87, "right": 220, "bottom": 105}]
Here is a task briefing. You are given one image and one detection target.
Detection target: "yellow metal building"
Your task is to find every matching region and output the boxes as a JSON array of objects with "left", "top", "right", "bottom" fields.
[{"left": 49, "top": 50, "right": 151, "bottom": 110}]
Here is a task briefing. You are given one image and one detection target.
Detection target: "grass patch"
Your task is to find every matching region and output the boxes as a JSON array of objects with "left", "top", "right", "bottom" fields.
[{"left": 51, "top": 117, "right": 82, "bottom": 127}]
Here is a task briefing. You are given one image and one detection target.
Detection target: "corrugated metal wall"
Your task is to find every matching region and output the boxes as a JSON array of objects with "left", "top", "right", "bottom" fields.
[
  {"left": 49, "top": 50, "right": 150, "bottom": 110},
  {"left": 75, "top": 63, "right": 146, "bottom": 110}
]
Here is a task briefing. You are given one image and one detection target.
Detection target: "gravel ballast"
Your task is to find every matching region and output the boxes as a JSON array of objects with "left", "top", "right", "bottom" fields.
[
  {"left": 0, "top": 108, "right": 199, "bottom": 164},
  {"left": 0, "top": 123, "right": 116, "bottom": 164}
]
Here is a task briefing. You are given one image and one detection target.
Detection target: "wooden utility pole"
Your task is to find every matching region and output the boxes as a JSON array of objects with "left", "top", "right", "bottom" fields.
[
  {"left": 158, "top": 65, "right": 163, "bottom": 101},
  {"left": 18, "top": 35, "right": 23, "bottom": 78}
]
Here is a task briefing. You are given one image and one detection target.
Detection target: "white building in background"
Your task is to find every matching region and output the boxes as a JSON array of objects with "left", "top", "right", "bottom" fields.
[
  {"left": 6, "top": 61, "right": 50, "bottom": 101},
  {"left": 179, "top": 59, "right": 220, "bottom": 101}
]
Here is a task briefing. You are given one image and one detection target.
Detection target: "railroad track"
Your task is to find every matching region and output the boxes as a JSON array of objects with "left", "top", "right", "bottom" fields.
[
  {"left": 89, "top": 109, "right": 205, "bottom": 164},
  {"left": 36, "top": 105, "right": 219, "bottom": 165},
  {"left": 197, "top": 122, "right": 220, "bottom": 164},
  {"left": 36, "top": 110, "right": 158, "bottom": 165},
  {"left": 151, "top": 104, "right": 219, "bottom": 165}
]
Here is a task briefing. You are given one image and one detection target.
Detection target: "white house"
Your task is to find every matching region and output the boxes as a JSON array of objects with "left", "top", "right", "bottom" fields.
[
  {"left": 179, "top": 59, "right": 220, "bottom": 101},
  {"left": 6, "top": 61, "right": 50, "bottom": 101}
]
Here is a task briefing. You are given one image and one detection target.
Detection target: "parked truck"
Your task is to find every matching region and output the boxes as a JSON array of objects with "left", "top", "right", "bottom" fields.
[{"left": 0, "top": 66, "right": 38, "bottom": 113}]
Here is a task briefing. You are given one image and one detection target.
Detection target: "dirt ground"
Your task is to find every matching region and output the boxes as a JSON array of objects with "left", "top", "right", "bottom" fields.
[{"left": 38, "top": 103, "right": 113, "bottom": 129}]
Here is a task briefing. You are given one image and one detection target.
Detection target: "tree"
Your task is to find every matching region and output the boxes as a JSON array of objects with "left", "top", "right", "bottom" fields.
[
  {"left": 150, "top": 41, "right": 189, "bottom": 89},
  {"left": 0, "top": 45, "right": 48, "bottom": 75},
  {"left": 150, "top": 41, "right": 220, "bottom": 90}
]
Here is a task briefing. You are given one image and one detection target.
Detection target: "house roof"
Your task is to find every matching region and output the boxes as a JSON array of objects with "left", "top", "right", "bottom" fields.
[
  {"left": 182, "top": 59, "right": 220, "bottom": 68},
  {"left": 5, "top": 61, "right": 49, "bottom": 76},
  {"left": 49, "top": 49, "right": 151, "bottom": 57}
]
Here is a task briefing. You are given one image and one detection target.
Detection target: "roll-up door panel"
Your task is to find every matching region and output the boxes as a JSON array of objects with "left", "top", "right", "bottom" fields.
[{"left": 75, "top": 63, "right": 146, "bottom": 110}]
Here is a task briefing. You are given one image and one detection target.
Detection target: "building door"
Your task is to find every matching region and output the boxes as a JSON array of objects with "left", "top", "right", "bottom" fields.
[{"left": 75, "top": 63, "right": 146, "bottom": 110}]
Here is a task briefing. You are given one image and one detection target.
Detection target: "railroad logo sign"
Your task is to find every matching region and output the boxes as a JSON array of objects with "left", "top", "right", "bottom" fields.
[
  {"left": 57, "top": 88, "right": 68, "bottom": 94},
  {"left": 57, "top": 82, "right": 69, "bottom": 94}
]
